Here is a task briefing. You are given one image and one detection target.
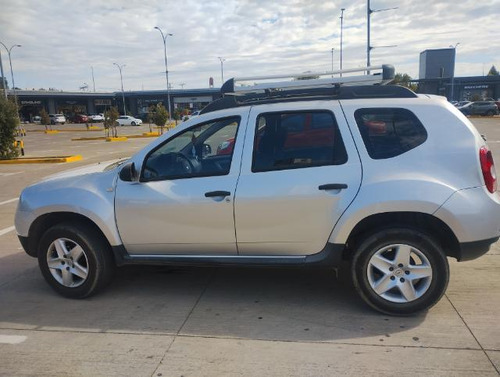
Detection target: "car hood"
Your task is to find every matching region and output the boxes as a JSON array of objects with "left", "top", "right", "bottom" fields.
[{"left": 40, "top": 158, "right": 128, "bottom": 182}]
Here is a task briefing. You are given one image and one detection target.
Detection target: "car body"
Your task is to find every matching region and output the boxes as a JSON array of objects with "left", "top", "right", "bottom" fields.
[
  {"left": 116, "top": 115, "right": 143, "bottom": 126},
  {"left": 15, "top": 66, "right": 500, "bottom": 315},
  {"left": 454, "top": 101, "right": 471, "bottom": 108},
  {"left": 458, "top": 101, "right": 499, "bottom": 116},
  {"left": 72, "top": 114, "right": 89, "bottom": 123},
  {"left": 89, "top": 114, "right": 104, "bottom": 122},
  {"left": 49, "top": 114, "right": 66, "bottom": 125},
  {"left": 32, "top": 116, "right": 41, "bottom": 124}
]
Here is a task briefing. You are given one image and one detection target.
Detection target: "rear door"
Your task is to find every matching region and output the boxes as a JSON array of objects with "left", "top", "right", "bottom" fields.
[{"left": 234, "top": 101, "right": 362, "bottom": 256}]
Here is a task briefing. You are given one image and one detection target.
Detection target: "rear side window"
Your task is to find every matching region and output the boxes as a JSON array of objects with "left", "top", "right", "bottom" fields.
[
  {"left": 354, "top": 108, "right": 427, "bottom": 159},
  {"left": 252, "top": 110, "right": 347, "bottom": 172}
]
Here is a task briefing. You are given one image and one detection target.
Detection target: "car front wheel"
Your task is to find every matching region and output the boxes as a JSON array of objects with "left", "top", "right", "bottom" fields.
[
  {"left": 351, "top": 228, "right": 449, "bottom": 315},
  {"left": 38, "top": 223, "right": 115, "bottom": 298}
]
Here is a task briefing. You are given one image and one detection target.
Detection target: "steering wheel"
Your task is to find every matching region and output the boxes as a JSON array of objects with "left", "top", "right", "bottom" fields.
[{"left": 143, "top": 152, "right": 195, "bottom": 179}]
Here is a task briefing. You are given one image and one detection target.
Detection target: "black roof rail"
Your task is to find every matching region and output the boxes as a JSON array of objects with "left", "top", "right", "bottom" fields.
[{"left": 200, "top": 85, "right": 418, "bottom": 115}]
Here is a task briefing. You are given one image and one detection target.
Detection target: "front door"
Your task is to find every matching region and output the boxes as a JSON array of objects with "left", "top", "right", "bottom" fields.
[
  {"left": 234, "top": 101, "right": 362, "bottom": 255},
  {"left": 115, "top": 111, "right": 248, "bottom": 255}
]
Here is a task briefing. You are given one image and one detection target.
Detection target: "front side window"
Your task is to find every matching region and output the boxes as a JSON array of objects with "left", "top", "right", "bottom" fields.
[
  {"left": 354, "top": 108, "right": 427, "bottom": 160},
  {"left": 252, "top": 111, "right": 347, "bottom": 172},
  {"left": 142, "top": 116, "right": 240, "bottom": 181}
]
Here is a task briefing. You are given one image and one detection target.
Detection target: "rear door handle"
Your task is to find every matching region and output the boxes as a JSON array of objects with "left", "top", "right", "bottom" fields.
[
  {"left": 205, "top": 190, "right": 231, "bottom": 198},
  {"left": 318, "top": 184, "right": 348, "bottom": 191}
]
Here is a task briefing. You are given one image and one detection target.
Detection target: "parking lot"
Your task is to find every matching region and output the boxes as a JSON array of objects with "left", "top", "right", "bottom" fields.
[{"left": 0, "top": 118, "right": 499, "bottom": 376}]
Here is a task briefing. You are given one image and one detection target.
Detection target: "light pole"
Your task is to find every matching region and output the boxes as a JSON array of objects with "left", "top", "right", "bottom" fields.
[
  {"left": 0, "top": 42, "right": 21, "bottom": 103},
  {"left": 340, "top": 8, "right": 345, "bottom": 77},
  {"left": 367, "top": 0, "right": 397, "bottom": 71},
  {"left": 330, "top": 48, "right": 335, "bottom": 77},
  {"left": 450, "top": 43, "right": 460, "bottom": 101},
  {"left": 154, "top": 26, "right": 173, "bottom": 122},
  {"left": 113, "top": 63, "right": 126, "bottom": 115},
  {"left": 218, "top": 57, "right": 226, "bottom": 85},
  {"left": 91, "top": 66, "right": 96, "bottom": 92}
]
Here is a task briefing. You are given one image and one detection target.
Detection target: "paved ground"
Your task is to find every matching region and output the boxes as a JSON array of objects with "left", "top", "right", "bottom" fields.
[{"left": 0, "top": 118, "right": 499, "bottom": 376}]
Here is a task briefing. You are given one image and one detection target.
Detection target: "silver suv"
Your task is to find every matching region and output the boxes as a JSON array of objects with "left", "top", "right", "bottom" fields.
[{"left": 15, "top": 65, "right": 500, "bottom": 315}]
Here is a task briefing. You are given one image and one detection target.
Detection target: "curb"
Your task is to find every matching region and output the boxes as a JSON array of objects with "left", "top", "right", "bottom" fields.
[
  {"left": 72, "top": 136, "right": 108, "bottom": 141},
  {"left": 29, "top": 128, "right": 103, "bottom": 133},
  {"left": 106, "top": 137, "right": 128, "bottom": 142},
  {"left": 0, "top": 155, "right": 82, "bottom": 164},
  {"left": 45, "top": 130, "right": 59, "bottom": 134}
]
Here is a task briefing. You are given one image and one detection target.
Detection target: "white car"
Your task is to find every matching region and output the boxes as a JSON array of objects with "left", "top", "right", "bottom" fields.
[
  {"left": 89, "top": 114, "right": 104, "bottom": 122},
  {"left": 116, "top": 115, "right": 142, "bottom": 126},
  {"left": 49, "top": 114, "right": 66, "bottom": 125},
  {"left": 14, "top": 64, "right": 500, "bottom": 315}
]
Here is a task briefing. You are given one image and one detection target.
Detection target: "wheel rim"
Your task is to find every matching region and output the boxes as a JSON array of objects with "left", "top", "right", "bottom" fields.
[
  {"left": 366, "top": 244, "right": 433, "bottom": 303},
  {"left": 47, "top": 238, "right": 89, "bottom": 288}
]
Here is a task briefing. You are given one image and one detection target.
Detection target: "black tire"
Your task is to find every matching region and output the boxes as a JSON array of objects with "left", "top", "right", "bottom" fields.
[
  {"left": 131, "top": 121, "right": 136, "bottom": 126},
  {"left": 38, "top": 223, "right": 115, "bottom": 298},
  {"left": 486, "top": 110, "right": 495, "bottom": 116},
  {"left": 351, "top": 228, "right": 449, "bottom": 316}
]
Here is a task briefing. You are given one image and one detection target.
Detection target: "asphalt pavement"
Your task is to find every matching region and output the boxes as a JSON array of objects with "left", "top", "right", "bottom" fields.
[{"left": 0, "top": 119, "right": 499, "bottom": 376}]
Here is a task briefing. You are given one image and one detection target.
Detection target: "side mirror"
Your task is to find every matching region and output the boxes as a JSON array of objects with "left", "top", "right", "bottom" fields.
[{"left": 119, "top": 162, "right": 138, "bottom": 182}]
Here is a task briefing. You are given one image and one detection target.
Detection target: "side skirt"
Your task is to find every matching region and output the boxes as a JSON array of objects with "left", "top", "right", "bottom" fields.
[{"left": 112, "top": 243, "right": 345, "bottom": 268}]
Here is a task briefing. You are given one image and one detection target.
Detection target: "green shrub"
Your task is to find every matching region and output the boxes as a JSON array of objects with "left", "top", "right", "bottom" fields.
[
  {"left": 152, "top": 103, "right": 169, "bottom": 134},
  {"left": 0, "top": 96, "right": 20, "bottom": 159}
]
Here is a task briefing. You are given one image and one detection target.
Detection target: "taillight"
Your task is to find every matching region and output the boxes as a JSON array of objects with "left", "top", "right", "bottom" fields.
[{"left": 480, "top": 146, "right": 497, "bottom": 193}]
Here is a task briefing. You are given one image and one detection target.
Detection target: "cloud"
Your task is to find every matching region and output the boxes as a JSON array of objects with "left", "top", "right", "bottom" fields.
[{"left": 0, "top": 0, "right": 498, "bottom": 91}]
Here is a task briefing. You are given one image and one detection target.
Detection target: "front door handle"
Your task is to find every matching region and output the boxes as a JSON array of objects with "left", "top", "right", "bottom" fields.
[
  {"left": 318, "top": 183, "right": 348, "bottom": 191},
  {"left": 205, "top": 190, "right": 231, "bottom": 198}
]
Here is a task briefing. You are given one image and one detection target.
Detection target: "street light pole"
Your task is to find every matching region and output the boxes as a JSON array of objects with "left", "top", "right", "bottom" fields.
[
  {"left": 340, "top": 8, "right": 345, "bottom": 77},
  {"left": 91, "top": 66, "right": 96, "bottom": 92},
  {"left": 113, "top": 63, "right": 126, "bottom": 115},
  {"left": 218, "top": 57, "right": 226, "bottom": 85},
  {"left": 367, "top": 0, "right": 397, "bottom": 72},
  {"left": 330, "top": 48, "right": 335, "bottom": 77},
  {"left": 450, "top": 43, "right": 460, "bottom": 101},
  {"left": 154, "top": 27, "right": 173, "bottom": 122},
  {"left": 0, "top": 42, "right": 21, "bottom": 103},
  {"left": 0, "top": 49, "right": 7, "bottom": 99}
]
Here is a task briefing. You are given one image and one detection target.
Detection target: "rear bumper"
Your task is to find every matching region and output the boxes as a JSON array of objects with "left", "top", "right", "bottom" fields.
[{"left": 458, "top": 237, "right": 498, "bottom": 261}]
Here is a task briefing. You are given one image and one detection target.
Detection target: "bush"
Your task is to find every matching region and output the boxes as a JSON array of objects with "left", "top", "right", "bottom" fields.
[
  {"left": 152, "top": 103, "right": 169, "bottom": 134},
  {"left": 0, "top": 96, "right": 20, "bottom": 159},
  {"left": 104, "top": 107, "right": 119, "bottom": 138},
  {"left": 40, "top": 108, "right": 51, "bottom": 130}
]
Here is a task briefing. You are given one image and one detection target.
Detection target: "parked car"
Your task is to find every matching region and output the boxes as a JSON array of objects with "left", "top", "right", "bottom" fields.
[
  {"left": 32, "top": 116, "right": 41, "bottom": 124},
  {"left": 15, "top": 65, "right": 500, "bottom": 315},
  {"left": 72, "top": 114, "right": 89, "bottom": 124},
  {"left": 89, "top": 114, "right": 104, "bottom": 122},
  {"left": 49, "top": 114, "right": 66, "bottom": 125},
  {"left": 116, "top": 115, "right": 143, "bottom": 126},
  {"left": 458, "top": 101, "right": 499, "bottom": 116},
  {"left": 454, "top": 101, "right": 471, "bottom": 108}
]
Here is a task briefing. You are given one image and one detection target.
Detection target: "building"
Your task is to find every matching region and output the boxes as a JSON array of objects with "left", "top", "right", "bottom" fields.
[
  {"left": 9, "top": 88, "right": 222, "bottom": 122},
  {"left": 417, "top": 48, "right": 500, "bottom": 101}
]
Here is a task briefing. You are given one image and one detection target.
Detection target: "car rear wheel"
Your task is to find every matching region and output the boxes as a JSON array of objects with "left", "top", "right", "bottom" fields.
[
  {"left": 38, "top": 223, "right": 115, "bottom": 298},
  {"left": 351, "top": 228, "right": 449, "bottom": 315},
  {"left": 487, "top": 110, "right": 495, "bottom": 116}
]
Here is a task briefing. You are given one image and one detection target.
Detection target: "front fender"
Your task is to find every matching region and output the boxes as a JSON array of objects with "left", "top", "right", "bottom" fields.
[{"left": 15, "top": 169, "right": 122, "bottom": 246}]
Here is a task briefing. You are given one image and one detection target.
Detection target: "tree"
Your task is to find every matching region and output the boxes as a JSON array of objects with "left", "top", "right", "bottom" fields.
[
  {"left": 104, "top": 107, "right": 119, "bottom": 138},
  {"left": 0, "top": 96, "right": 20, "bottom": 159},
  {"left": 40, "top": 108, "right": 51, "bottom": 130},
  {"left": 152, "top": 103, "right": 169, "bottom": 135},
  {"left": 487, "top": 65, "right": 499, "bottom": 76},
  {"left": 391, "top": 73, "right": 418, "bottom": 92}
]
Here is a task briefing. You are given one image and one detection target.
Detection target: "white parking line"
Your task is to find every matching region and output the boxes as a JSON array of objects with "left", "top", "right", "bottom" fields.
[
  {"left": 0, "top": 198, "right": 18, "bottom": 206},
  {"left": 0, "top": 172, "right": 23, "bottom": 177},
  {"left": 0, "top": 335, "right": 27, "bottom": 344},
  {"left": 0, "top": 226, "right": 15, "bottom": 236}
]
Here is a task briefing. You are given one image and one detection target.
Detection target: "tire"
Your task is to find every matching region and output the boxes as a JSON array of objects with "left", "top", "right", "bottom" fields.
[
  {"left": 486, "top": 110, "right": 495, "bottom": 116},
  {"left": 351, "top": 228, "right": 449, "bottom": 315},
  {"left": 38, "top": 223, "right": 115, "bottom": 298},
  {"left": 131, "top": 122, "right": 136, "bottom": 126}
]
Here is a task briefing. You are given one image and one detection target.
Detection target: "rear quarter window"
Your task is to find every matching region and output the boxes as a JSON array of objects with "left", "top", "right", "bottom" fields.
[{"left": 354, "top": 108, "right": 427, "bottom": 159}]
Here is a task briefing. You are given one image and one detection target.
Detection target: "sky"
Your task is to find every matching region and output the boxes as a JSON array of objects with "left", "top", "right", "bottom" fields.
[{"left": 0, "top": 0, "right": 499, "bottom": 92}]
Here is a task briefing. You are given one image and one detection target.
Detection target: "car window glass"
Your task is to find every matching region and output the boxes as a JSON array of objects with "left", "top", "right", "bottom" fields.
[
  {"left": 354, "top": 108, "right": 427, "bottom": 160},
  {"left": 142, "top": 116, "right": 240, "bottom": 181},
  {"left": 252, "top": 111, "right": 347, "bottom": 172}
]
